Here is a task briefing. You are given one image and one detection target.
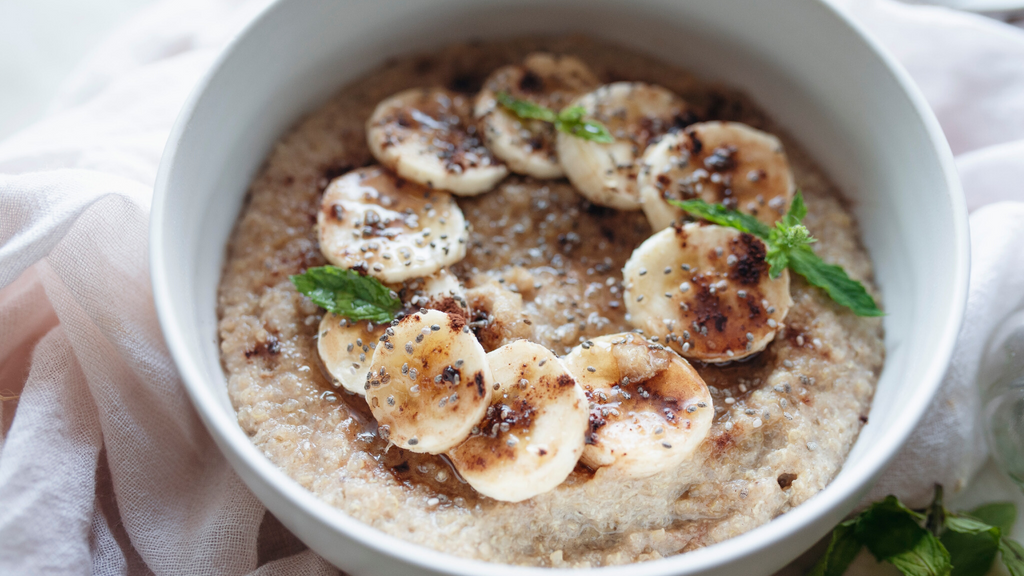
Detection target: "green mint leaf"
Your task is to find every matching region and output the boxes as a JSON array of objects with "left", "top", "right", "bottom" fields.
[
  {"left": 856, "top": 496, "right": 929, "bottom": 561},
  {"left": 766, "top": 249, "right": 789, "bottom": 279},
  {"left": 941, "top": 515, "right": 1000, "bottom": 576},
  {"left": 495, "top": 93, "right": 614, "bottom": 143},
  {"left": 787, "top": 247, "right": 884, "bottom": 317},
  {"left": 666, "top": 198, "right": 773, "bottom": 239},
  {"left": 999, "top": 537, "right": 1024, "bottom": 576},
  {"left": 967, "top": 503, "right": 1017, "bottom": 535},
  {"left": 887, "top": 532, "right": 952, "bottom": 576},
  {"left": 809, "top": 520, "right": 862, "bottom": 576},
  {"left": 669, "top": 196, "right": 883, "bottom": 316},
  {"left": 554, "top": 105, "right": 614, "bottom": 143},
  {"left": 290, "top": 265, "right": 401, "bottom": 323},
  {"left": 786, "top": 190, "right": 809, "bottom": 223},
  {"left": 495, "top": 91, "right": 557, "bottom": 123}
]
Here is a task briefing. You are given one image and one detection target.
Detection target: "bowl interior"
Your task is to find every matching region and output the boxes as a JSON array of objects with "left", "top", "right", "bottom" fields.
[{"left": 151, "top": 0, "right": 968, "bottom": 574}]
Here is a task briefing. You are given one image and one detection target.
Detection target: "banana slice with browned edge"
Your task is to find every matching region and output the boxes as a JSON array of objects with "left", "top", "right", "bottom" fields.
[
  {"left": 448, "top": 340, "right": 588, "bottom": 502},
  {"left": 367, "top": 87, "right": 508, "bottom": 196},
  {"left": 317, "top": 315, "right": 386, "bottom": 395},
  {"left": 638, "top": 121, "right": 795, "bottom": 231},
  {"left": 563, "top": 333, "right": 713, "bottom": 478},
  {"left": 318, "top": 269, "right": 469, "bottom": 395},
  {"left": 365, "top": 309, "right": 493, "bottom": 453},
  {"left": 475, "top": 53, "right": 600, "bottom": 179},
  {"left": 622, "top": 223, "right": 792, "bottom": 363},
  {"left": 317, "top": 166, "right": 468, "bottom": 284},
  {"left": 556, "top": 82, "right": 695, "bottom": 210}
]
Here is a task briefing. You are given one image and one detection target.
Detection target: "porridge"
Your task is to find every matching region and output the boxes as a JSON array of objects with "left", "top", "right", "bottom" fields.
[{"left": 217, "top": 36, "right": 884, "bottom": 567}]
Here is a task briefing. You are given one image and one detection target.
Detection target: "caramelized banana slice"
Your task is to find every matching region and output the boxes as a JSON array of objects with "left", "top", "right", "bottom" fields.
[
  {"left": 317, "top": 166, "right": 468, "bottom": 283},
  {"left": 367, "top": 87, "right": 508, "bottom": 196},
  {"left": 318, "top": 269, "right": 468, "bottom": 395},
  {"left": 563, "top": 333, "right": 713, "bottom": 478},
  {"left": 448, "top": 340, "right": 588, "bottom": 502},
  {"left": 622, "top": 224, "right": 792, "bottom": 363},
  {"left": 365, "top": 309, "right": 493, "bottom": 453},
  {"left": 639, "top": 121, "right": 795, "bottom": 231},
  {"left": 317, "top": 315, "right": 386, "bottom": 395},
  {"left": 556, "top": 82, "right": 694, "bottom": 210},
  {"left": 475, "top": 53, "right": 600, "bottom": 179}
]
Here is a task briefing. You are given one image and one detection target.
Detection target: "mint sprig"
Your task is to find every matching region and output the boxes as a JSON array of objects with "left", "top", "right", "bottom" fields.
[
  {"left": 290, "top": 265, "right": 401, "bottom": 323},
  {"left": 810, "top": 486, "right": 1022, "bottom": 576},
  {"left": 496, "top": 91, "right": 613, "bottom": 143},
  {"left": 668, "top": 193, "right": 883, "bottom": 317}
]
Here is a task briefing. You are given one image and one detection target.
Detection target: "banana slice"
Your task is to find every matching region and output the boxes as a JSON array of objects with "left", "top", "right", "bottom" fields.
[
  {"left": 563, "top": 333, "right": 713, "bottom": 478},
  {"left": 622, "top": 223, "right": 792, "bottom": 363},
  {"left": 638, "top": 121, "right": 795, "bottom": 231},
  {"left": 448, "top": 340, "right": 588, "bottom": 502},
  {"left": 317, "top": 315, "right": 386, "bottom": 395},
  {"left": 365, "top": 309, "right": 493, "bottom": 453},
  {"left": 367, "top": 87, "right": 508, "bottom": 196},
  {"left": 317, "top": 166, "right": 468, "bottom": 283},
  {"left": 474, "top": 53, "right": 600, "bottom": 179},
  {"left": 318, "top": 269, "right": 469, "bottom": 395},
  {"left": 556, "top": 82, "right": 695, "bottom": 210},
  {"left": 404, "top": 268, "right": 469, "bottom": 316}
]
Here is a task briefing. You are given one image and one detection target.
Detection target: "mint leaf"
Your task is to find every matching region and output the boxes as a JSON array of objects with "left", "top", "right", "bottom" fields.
[
  {"left": 856, "top": 496, "right": 929, "bottom": 561},
  {"left": 669, "top": 195, "right": 883, "bottom": 316},
  {"left": 290, "top": 265, "right": 401, "bottom": 323},
  {"left": 554, "top": 105, "right": 614, "bottom": 143},
  {"left": 999, "top": 538, "right": 1024, "bottom": 576},
  {"left": 942, "top": 515, "right": 1000, "bottom": 576},
  {"left": 787, "top": 248, "right": 884, "bottom": 317},
  {"left": 809, "top": 520, "right": 862, "bottom": 576},
  {"left": 496, "top": 91, "right": 557, "bottom": 123},
  {"left": 666, "top": 198, "right": 773, "bottom": 239},
  {"left": 887, "top": 532, "right": 952, "bottom": 576},
  {"left": 853, "top": 496, "right": 950, "bottom": 576},
  {"left": 496, "top": 92, "right": 614, "bottom": 143},
  {"left": 968, "top": 503, "right": 1016, "bottom": 535}
]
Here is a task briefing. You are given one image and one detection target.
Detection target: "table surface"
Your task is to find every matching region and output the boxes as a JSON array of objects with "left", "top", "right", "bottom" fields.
[{"left": 3, "top": 0, "right": 1022, "bottom": 573}]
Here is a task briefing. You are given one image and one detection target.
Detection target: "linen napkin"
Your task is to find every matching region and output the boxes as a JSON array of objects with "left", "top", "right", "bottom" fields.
[{"left": 1, "top": 0, "right": 1023, "bottom": 573}]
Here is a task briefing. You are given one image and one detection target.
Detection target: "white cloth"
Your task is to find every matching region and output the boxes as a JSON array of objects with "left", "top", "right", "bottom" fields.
[{"left": 0, "top": 0, "right": 1023, "bottom": 573}]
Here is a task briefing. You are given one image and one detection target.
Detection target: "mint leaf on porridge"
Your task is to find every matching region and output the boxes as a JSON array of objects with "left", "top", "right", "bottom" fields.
[
  {"left": 669, "top": 193, "right": 883, "bottom": 317},
  {"left": 290, "top": 265, "right": 401, "bottom": 323},
  {"left": 553, "top": 105, "right": 614, "bottom": 143},
  {"left": 495, "top": 91, "right": 558, "bottom": 123},
  {"left": 496, "top": 92, "right": 614, "bottom": 143},
  {"left": 667, "top": 198, "right": 773, "bottom": 238}
]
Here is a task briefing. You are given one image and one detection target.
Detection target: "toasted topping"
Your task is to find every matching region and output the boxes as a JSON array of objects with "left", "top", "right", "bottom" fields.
[
  {"left": 563, "top": 333, "right": 713, "bottom": 478},
  {"left": 367, "top": 87, "right": 508, "bottom": 195},
  {"left": 639, "top": 121, "right": 795, "bottom": 231},
  {"left": 556, "top": 82, "right": 695, "bottom": 210},
  {"left": 366, "top": 309, "right": 493, "bottom": 453},
  {"left": 316, "top": 166, "right": 468, "bottom": 283},
  {"left": 622, "top": 223, "right": 792, "bottom": 362},
  {"left": 448, "top": 340, "right": 588, "bottom": 502},
  {"left": 475, "top": 53, "right": 601, "bottom": 179}
]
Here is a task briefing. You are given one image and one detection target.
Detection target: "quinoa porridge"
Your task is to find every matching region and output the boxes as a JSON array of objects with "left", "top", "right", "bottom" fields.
[{"left": 217, "top": 36, "right": 884, "bottom": 567}]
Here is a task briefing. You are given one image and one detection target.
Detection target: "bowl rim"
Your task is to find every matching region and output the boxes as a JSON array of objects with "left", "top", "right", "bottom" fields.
[{"left": 150, "top": 0, "right": 970, "bottom": 573}]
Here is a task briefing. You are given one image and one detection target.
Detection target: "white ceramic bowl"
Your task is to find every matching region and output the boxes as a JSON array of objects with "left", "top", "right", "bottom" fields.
[{"left": 150, "top": 0, "right": 969, "bottom": 574}]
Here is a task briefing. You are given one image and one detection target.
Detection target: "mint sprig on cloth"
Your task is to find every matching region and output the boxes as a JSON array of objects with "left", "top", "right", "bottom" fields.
[
  {"left": 810, "top": 486, "right": 1023, "bottom": 576},
  {"left": 669, "top": 193, "right": 883, "bottom": 317},
  {"left": 290, "top": 265, "right": 401, "bottom": 323}
]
